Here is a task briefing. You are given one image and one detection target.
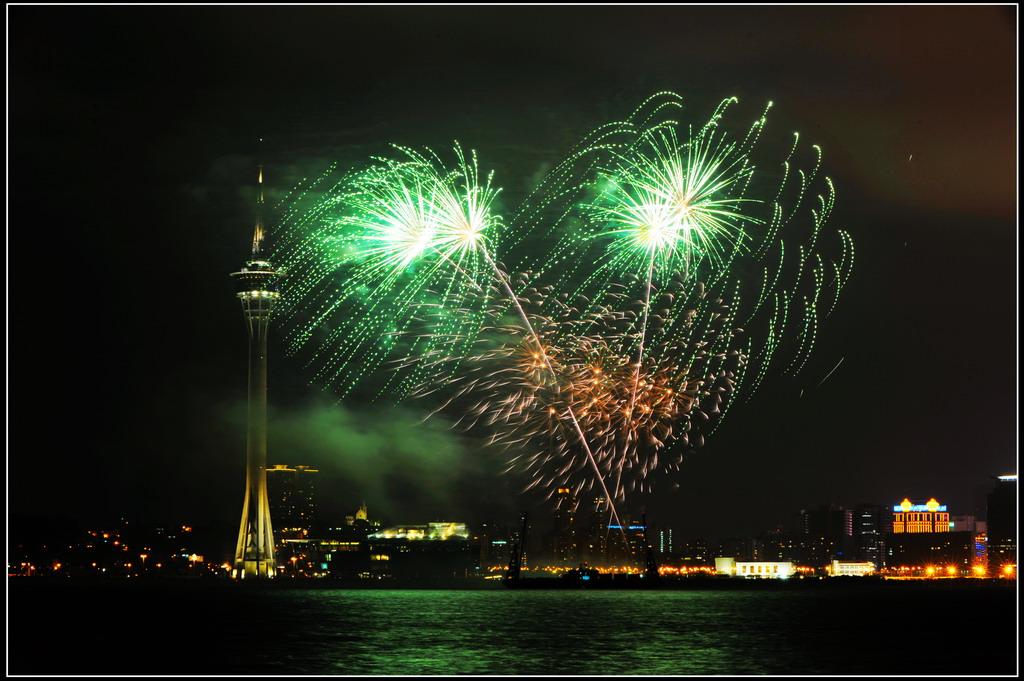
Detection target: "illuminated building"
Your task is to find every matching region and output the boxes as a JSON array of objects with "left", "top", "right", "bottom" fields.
[
  {"left": 715, "top": 557, "right": 794, "bottom": 578},
  {"left": 626, "top": 520, "right": 649, "bottom": 561},
  {"left": 472, "top": 522, "right": 512, "bottom": 570},
  {"left": 986, "top": 474, "right": 1016, "bottom": 575},
  {"left": 757, "top": 527, "right": 798, "bottom": 562},
  {"left": 604, "top": 520, "right": 643, "bottom": 564},
  {"left": 286, "top": 517, "right": 475, "bottom": 579},
  {"left": 827, "top": 560, "right": 875, "bottom": 577},
  {"left": 886, "top": 531, "right": 979, "bottom": 570},
  {"left": 658, "top": 528, "right": 674, "bottom": 555},
  {"left": 582, "top": 497, "right": 609, "bottom": 565},
  {"left": 368, "top": 522, "right": 470, "bottom": 541},
  {"left": 340, "top": 501, "right": 376, "bottom": 533},
  {"left": 364, "top": 522, "right": 474, "bottom": 579},
  {"left": 230, "top": 160, "right": 281, "bottom": 579},
  {"left": 853, "top": 504, "right": 886, "bottom": 566},
  {"left": 549, "top": 487, "right": 577, "bottom": 565},
  {"left": 973, "top": 533, "right": 987, "bottom": 567},
  {"left": 892, "top": 498, "right": 950, "bottom": 533},
  {"left": 267, "top": 465, "right": 319, "bottom": 543},
  {"left": 689, "top": 538, "right": 710, "bottom": 564}
]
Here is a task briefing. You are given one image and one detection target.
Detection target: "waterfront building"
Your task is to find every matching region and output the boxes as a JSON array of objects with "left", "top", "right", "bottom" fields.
[
  {"left": 885, "top": 531, "right": 979, "bottom": 571},
  {"left": 281, "top": 515, "right": 476, "bottom": 579},
  {"left": 827, "top": 560, "right": 876, "bottom": 576},
  {"left": 715, "top": 557, "right": 795, "bottom": 578},
  {"left": 359, "top": 521, "right": 474, "bottom": 579},
  {"left": 891, "top": 497, "right": 950, "bottom": 533},
  {"left": 369, "top": 522, "right": 470, "bottom": 540}
]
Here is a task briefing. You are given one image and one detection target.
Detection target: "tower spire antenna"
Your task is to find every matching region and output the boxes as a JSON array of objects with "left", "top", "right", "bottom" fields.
[{"left": 252, "top": 138, "right": 266, "bottom": 257}]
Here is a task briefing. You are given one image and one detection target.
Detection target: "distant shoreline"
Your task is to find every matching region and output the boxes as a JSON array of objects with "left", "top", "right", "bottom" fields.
[{"left": 9, "top": 575, "right": 1016, "bottom": 591}]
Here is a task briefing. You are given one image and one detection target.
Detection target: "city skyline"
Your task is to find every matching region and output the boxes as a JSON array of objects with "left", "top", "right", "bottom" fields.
[
  {"left": 11, "top": 476, "right": 1016, "bottom": 579},
  {"left": 10, "top": 6, "right": 1016, "bottom": 540}
]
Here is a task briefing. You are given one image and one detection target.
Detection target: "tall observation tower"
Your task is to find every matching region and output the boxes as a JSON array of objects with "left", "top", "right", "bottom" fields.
[{"left": 229, "top": 160, "right": 281, "bottom": 579}]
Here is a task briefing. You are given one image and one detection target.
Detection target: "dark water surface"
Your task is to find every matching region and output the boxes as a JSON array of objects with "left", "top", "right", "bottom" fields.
[{"left": 9, "top": 580, "right": 1017, "bottom": 675}]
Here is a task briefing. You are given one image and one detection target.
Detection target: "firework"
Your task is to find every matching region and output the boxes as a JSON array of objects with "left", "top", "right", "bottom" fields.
[
  {"left": 271, "top": 144, "right": 502, "bottom": 398},
  {"left": 518, "top": 92, "right": 853, "bottom": 403},
  {"left": 273, "top": 143, "right": 632, "bottom": 520},
  {"left": 409, "top": 271, "right": 743, "bottom": 502},
  {"left": 271, "top": 92, "right": 853, "bottom": 508},
  {"left": 580, "top": 99, "right": 763, "bottom": 281}
]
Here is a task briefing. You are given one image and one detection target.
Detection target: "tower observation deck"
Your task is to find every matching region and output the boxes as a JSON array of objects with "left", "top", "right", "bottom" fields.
[{"left": 229, "top": 160, "right": 282, "bottom": 578}]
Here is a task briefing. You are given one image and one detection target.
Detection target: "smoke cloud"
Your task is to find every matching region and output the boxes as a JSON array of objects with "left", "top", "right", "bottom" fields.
[{"left": 259, "top": 398, "right": 519, "bottom": 527}]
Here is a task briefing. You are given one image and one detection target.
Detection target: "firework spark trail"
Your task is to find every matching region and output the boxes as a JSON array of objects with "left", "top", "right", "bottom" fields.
[
  {"left": 815, "top": 356, "right": 845, "bottom": 389},
  {"left": 476, "top": 248, "right": 627, "bottom": 530},
  {"left": 409, "top": 272, "right": 743, "bottom": 503},
  {"left": 616, "top": 251, "right": 655, "bottom": 501}
]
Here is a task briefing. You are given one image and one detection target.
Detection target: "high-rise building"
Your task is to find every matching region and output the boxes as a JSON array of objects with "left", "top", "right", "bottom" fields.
[
  {"left": 853, "top": 504, "right": 886, "bottom": 565},
  {"left": 549, "top": 487, "right": 577, "bottom": 565},
  {"left": 267, "top": 465, "right": 319, "bottom": 543},
  {"left": 891, "top": 497, "right": 950, "bottom": 533},
  {"left": 230, "top": 160, "right": 282, "bottom": 579},
  {"left": 791, "top": 504, "right": 853, "bottom": 564},
  {"left": 986, "top": 474, "right": 1017, "bottom": 576},
  {"left": 472, "top": 522, "right": 512, "bottom": 570},
  {"left": 884, "top": 497, "right": 985, "bottom": 570},
  {"left": 625, "top": 518, "right": 649, "bottom": 562},
  {"left": 582, "top": 496, "right": 609, "bottom": 565}
]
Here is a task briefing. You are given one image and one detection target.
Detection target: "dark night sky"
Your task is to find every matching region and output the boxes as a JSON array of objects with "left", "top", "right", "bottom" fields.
[{"left": 10, "top": 6, "right": 1017, "bottom": 540}]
